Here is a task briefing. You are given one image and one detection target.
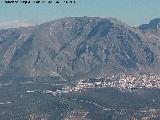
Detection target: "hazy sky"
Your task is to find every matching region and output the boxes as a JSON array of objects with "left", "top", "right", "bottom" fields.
[{"left": 0, "top": 0, "right": 160, "bottom": 27}]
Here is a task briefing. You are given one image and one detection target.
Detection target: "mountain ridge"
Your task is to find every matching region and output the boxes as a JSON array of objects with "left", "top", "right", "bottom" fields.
[{"left": 0, "top": 17, "right": 160, "bottom": 80}]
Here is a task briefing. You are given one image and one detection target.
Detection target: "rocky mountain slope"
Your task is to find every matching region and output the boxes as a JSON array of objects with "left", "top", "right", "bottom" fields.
[
  {"left": 139, "top": 17, "right": 160, "bottom": 37},
  {"left": 0, "top": 17, "right": 160, "bottom": 80},
  {"left": 139, "top": 18, "right": 160, "bottom": 69}
]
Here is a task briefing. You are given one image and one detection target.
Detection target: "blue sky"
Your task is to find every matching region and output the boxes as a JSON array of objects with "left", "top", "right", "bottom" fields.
[{"left": 0, "top": 0, "right": 160, "bottom": 28}]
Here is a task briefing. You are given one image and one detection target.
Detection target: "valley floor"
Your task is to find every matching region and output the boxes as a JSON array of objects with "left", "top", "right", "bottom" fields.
[{"left": 1, "top": 73, "right": 160, "bottom": 120}]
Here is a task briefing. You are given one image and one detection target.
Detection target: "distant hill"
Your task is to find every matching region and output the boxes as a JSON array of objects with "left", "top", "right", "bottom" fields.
[
  {"left": 139, "top": 18, "right": 160, "bottom": 37},
  {"left": 0, "top": 17, "right": 160, "bottom": 80}
]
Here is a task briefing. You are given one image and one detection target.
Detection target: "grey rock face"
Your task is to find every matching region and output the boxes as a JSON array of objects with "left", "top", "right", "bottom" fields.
[
  {"left": 0, "top": 17, "right": 159, "bottom": 80},
  {"left": 139, "top": 18, "right": 160, "bottom": 30},
  {"left": 139, "top": 18, "right": 160, "bottom": 37}
]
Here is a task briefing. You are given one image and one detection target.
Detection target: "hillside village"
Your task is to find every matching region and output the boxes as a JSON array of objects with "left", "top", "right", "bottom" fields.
[{"left": 26, "top": 73, "right": 160, "bottom": 96}]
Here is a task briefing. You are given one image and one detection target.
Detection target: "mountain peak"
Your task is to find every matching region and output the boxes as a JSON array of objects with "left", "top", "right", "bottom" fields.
[
  {"left": 0, "top": 17, "right": 160, "bottom": 80},
  {"left": 139, "top": 18, "right": 160, "bottom": 30},
  {"left": 44, "top": 17, "right": 126, "bottom": 27}
]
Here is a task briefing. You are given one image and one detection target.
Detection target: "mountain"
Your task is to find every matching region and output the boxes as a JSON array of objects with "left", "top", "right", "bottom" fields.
[
  {"left": 138, "top": 18, "right": 160, "bottom": 67},
  {"left": 139, "top": 17, "right": 160, "bottom": 37},
  {"left": 139, "top": 18, "right": 160, "bottom": 44},
  {"left": 0, "top": 17, "right": 160, "bottom": 80}
]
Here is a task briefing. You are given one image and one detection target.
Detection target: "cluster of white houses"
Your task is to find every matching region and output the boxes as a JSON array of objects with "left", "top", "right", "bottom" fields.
[
  {"left": 26, "top": 73, "right": 160, "bottom": 95},
  {"left": 60, "top": 73, "right": 160, "bottom": 93}
]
